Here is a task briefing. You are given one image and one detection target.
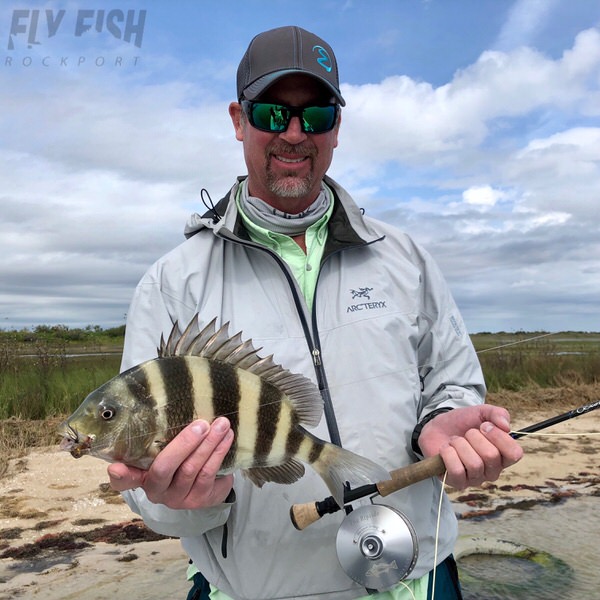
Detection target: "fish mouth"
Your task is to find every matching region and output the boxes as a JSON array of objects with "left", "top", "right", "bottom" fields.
[{"left": 58, "top": 423, "right": 94, "bottom": 459}]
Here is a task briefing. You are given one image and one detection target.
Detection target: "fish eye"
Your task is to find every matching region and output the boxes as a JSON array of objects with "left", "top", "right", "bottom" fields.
[{"left": 99, "top": 406, "right": 117, "bottom": 421}]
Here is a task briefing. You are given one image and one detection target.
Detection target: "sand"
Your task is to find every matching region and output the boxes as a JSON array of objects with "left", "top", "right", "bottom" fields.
[{"left": 0, "top": 409, "right": 597, "bottom": 600}]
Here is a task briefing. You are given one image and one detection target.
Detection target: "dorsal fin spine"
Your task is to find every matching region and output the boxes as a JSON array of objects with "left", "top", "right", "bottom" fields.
[{"left": 159, "top": 314, "right": 323, "bottom": 427}]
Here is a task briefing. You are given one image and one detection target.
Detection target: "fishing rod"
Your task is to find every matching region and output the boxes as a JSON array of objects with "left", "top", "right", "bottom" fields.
[{"left": 290, "top": 399, "right": 600, "bottom": 530}]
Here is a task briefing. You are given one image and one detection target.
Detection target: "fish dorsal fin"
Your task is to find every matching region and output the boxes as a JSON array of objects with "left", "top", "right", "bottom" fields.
[
  {"left": 160, "top": 315, "right": 323, "bottom": 427},
  {"left": 158, "top": 320, "right": 184, "bottom": 357}
]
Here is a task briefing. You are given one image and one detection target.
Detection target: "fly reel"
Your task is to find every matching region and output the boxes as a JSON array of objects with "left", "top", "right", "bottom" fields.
[{"left": 336, "top": 504, "right": 418, "bottom": 591}]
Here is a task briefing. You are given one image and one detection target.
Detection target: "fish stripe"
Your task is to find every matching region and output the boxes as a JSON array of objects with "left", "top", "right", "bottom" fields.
[
  {"left": 157, "top": 357, "right": 195, "bottom": 440},
  {"left": 235, "top": 370, "right": 261, "bottom": 467},
  {"left": 209, "top": 361, "right": 240, "bottom": 467},
  {"left": 254, "top": 380, "right": 283, "bottom": 464},
  {"left": 267, "top": 402, "right": 294, "bottom": 464},
  {"left": 138, "top": 360, "right": 170, "bottom": 439},
  {"left": 123, "top": 365, "right": 154, "bottom": 408},
  {"left": 184, "top": 357, "right": 215, "bottom": 422},
  {"left": 285, "top": 426, "right": 304, "bottom": 459},
  {"left": 308, "top": 439, "right": 324, "bottom": 464}
]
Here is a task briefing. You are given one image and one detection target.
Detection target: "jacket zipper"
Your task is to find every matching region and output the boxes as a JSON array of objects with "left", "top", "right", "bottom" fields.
[
  {"left": 217, "top": 230, "right": 384, "bottom": 448},
  {"left": 309, "top": 239, "right": 383, "bottom": 447}
]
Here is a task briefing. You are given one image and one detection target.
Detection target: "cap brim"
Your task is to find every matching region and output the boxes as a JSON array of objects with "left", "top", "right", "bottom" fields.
[{"left": 242, "top": 69, "right": 346, "bottom": 106}]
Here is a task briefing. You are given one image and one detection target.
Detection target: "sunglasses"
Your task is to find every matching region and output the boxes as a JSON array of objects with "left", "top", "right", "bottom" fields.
[{"left": 241, "top": 101, "right": 339, "bottom": 134}]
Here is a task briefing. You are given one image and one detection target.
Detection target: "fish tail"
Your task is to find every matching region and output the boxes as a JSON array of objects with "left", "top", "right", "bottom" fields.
[{"left": 306, "top": 433, "right": 390, "bottom": 508}]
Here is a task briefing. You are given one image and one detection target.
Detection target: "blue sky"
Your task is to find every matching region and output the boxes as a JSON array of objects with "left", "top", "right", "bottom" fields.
[{"left": 1, "top": 0, "right": 599, "bottom": 332}]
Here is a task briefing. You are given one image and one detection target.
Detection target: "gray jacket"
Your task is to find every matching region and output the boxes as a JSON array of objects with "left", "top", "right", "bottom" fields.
[{"left": 121, "top": 176, "right": 485, "bottom": 600}]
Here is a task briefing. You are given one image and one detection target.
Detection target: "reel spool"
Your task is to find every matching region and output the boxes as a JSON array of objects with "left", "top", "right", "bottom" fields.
[{"left": 336, "top": 504, "right": 418, "bottom": 591}]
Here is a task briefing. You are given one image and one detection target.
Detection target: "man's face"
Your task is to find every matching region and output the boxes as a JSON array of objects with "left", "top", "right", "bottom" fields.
[{"left": 229, "top": 74, "right": 340, "bottom": 213}]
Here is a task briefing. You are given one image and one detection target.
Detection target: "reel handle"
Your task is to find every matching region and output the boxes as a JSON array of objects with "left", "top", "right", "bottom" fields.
[{"left": 290, "top": 454, "right": 446, "bottom": 530}]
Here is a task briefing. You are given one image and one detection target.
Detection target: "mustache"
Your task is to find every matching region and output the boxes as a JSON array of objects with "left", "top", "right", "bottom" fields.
[{"left": 267, "top": 141, "right": 317, "bottom": 159}]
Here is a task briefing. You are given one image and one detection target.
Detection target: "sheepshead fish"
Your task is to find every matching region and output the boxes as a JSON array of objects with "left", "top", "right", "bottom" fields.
[{"left": 58, "top": 315, "right": 389, "bottom": 507}]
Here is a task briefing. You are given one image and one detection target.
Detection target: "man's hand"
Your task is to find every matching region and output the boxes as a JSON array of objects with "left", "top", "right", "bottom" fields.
[
  {"left": 418, "top": 405, "right": 524, "bottom": 490},
  {"left": 107, "top": 416, "right": 235, "bottom": 510}
]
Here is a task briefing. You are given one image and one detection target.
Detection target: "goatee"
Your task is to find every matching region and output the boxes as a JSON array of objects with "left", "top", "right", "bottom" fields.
[{"left": 266, "top": 142, "right": 316, "bottom": 198}]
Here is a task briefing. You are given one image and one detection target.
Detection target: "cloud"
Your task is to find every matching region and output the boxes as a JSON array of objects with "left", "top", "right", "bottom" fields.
[
  {"left": 1, "top": 66, "right": 245, "bottom": 328},
  {"left": 462, "top": 185, "right": 505, "bottom": 208},
  {"left": 493, "top": 0, "right": 561, "bottom": 51},
  {"left": 336, "top": 28, "right": 600, "bottom": 174}
]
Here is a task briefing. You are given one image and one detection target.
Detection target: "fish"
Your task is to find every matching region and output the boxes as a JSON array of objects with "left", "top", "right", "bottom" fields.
[{"left": 58, "top": 315, "right": 390, "bottom": 507}]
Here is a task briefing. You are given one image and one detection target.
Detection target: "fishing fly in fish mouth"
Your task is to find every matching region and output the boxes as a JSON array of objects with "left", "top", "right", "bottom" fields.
[{"left": 58, "top": 314, "right": 390, "bottom": 509}]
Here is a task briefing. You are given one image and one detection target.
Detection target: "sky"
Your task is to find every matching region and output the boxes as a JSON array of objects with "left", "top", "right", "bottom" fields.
[{"left": 1, "top": 0, "right": 599, "bottom": 333}]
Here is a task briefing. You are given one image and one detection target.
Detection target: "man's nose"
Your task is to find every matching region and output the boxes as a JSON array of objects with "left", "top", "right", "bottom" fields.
[{"left": 279, "top": 116, "right": 307, "bottom": 143}]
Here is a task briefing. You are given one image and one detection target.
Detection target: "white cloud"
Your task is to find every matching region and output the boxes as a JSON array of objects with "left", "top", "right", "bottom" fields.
[
  {"left": 506, "top": 127, "right": 600, "bottom": 217},
  {"left": 462, "top": 185, "right": 505, "bottom": 207},
  {"left": 338, "top": 28, "right": 600, "bottom": 173},
  {"left": 493, "top": 0, "right": 561, "bottom": 51}
]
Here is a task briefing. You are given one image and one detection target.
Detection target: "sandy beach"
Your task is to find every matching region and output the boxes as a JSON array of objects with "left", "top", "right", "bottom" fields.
[{"left": 0, "top": 408, "right": 598, "bottom": 600}]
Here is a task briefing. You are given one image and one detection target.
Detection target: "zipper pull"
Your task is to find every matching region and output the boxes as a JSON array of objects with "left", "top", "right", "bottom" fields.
[{"left": 312, "top": 348, "right": 322, "bottom": 366}]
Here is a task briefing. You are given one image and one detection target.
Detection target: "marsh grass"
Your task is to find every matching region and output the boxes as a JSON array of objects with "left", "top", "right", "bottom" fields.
[
  {"left": 0, "top": 418, "right": 63, "bottom": 477},
  {"left": 0, "top": 330, "right": 122, "bottom": 472},
  {"left": 0, "top": 342, "right": 121, "bottom": 420},
  {"left": 472, "top": 332, "right": 600, "bottom": 392}
]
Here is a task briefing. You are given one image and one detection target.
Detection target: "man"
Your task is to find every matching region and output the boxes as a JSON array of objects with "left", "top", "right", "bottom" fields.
[{"left": 108, "top": 26, "right": 523, "bottom": 600}]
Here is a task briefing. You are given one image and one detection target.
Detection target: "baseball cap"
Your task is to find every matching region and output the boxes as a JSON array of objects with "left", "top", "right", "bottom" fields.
[{"left": 237, "top": 26, "right": 346, "bottom": 106}]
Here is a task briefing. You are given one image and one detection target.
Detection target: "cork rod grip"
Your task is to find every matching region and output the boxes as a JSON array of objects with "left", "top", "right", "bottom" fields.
[{"left": 376, "top": 454, "right": 446, "bottom": 497}]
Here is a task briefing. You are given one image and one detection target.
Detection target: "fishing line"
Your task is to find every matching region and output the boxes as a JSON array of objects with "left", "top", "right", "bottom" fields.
[
  {"left": 396, "top": 580, "right": 417, "bottom": 600},
  {"left": 510, "top": 431, "right": 600, "bottom": 437},
  {"left": 313, "top": 330, "right": 570, "bottom": 400},
  {"left": 430, "top": 470, "right": 447, "bottom": 600},
  {"left": 475, "top": 332, "right": 558, "bottom": 354}
]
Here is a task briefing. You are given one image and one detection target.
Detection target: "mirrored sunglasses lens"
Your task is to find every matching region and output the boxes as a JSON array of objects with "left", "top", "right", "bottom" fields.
[
  {"left": 302, "top": 106, "right": 336, "bottom": 133},
  {"left": 251, "top": 103, "right": 289, "bottom": 132}
]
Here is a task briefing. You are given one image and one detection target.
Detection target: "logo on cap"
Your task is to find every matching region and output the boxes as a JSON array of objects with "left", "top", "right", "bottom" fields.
[{"left": 312, "top": 45, "right": 332, "bottom": 72}]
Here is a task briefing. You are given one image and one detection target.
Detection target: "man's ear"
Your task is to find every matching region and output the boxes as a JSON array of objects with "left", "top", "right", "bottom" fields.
[{"left": 229, "top": 102, "right": 244, "bottom": 141}]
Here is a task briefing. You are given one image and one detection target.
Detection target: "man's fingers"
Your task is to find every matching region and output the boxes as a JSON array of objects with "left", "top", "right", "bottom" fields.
[
  {"left": 440, "top": 423, "right": 524, "bottom": 490},
  {"left": 438, "top": 443, "right": 468, "bottom": 490},
  {"left": 143, "top": 417, "right": 232, "bottom": 504},
  {"left": 147, "top": 420, "right": 210, "bottom": 488},
  {"left": 480, "top": 421, "right": 524, "bottom": 467},
  {"left": 107, "top": 463, "right": 146, "bottom": 492},
  {"left": 106, "top": 417, "right": 235, "bottom": 506}
]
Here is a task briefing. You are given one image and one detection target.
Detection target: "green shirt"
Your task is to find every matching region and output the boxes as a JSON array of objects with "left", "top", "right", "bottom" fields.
[
  {"left": 235, "top": 188, "right": 334, "bottom": 311},
  {"left": 207, "top": 579, "right": 427, "bottom": 600}
]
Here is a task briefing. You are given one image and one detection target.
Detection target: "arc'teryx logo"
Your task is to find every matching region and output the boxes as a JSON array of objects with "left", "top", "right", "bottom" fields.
[
  {"left": 312, "top": 45, "right": 332, "bottom": 72},
  {"left": 347, "top": 287, "right": 387, "bottom": 313},
  {"left": 351, "top": 287, "right": 373, "bottom": 300}
]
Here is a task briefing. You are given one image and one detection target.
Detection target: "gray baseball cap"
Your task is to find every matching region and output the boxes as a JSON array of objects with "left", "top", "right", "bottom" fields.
[{"left": 237, "top": 26, "right": 346, "bottom": 106}]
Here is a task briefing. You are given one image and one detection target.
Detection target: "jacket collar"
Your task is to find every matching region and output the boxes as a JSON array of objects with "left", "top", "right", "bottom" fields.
[{"left": 184, "top": 175, "right": 383, "bottom": 247}]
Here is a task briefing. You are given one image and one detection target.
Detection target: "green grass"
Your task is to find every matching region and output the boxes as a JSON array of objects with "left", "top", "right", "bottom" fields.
[
  {"left": 0, "top": 327, "right": 123, "bottom": 420},
  {"left": 0, "top": 352, "right": 121, "bottom": 420},
  {"left": 471, "top": 332, "right": 600, "bottom": 392}
]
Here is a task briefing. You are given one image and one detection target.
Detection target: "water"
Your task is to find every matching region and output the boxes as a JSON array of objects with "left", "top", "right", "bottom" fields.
[{"left": 456, "top": 495, "right": 599, "bottom": 599}]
